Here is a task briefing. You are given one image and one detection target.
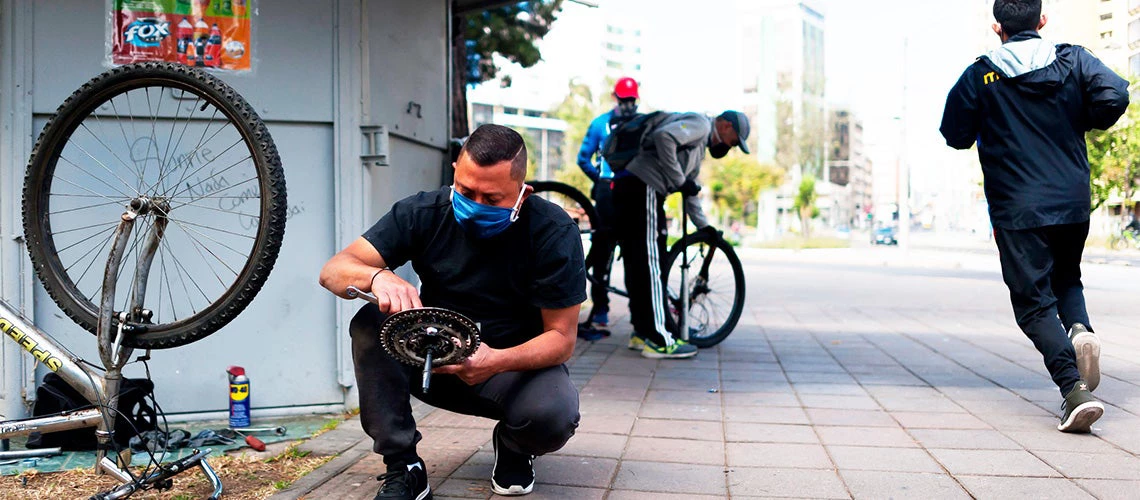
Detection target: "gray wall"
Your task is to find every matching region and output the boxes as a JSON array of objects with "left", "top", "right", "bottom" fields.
[{"left": 0, "top": 0, "right": 449, "bottom": 418}]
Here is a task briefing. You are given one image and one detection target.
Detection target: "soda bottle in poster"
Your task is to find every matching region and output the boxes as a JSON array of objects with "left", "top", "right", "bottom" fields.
[
  {"left": 193, "top": 18, "right": 210, "bottom": 67},
  {"left": 233, "top": 0, "right": 246, "bottom": 18},
  {"left": 176, "top": 18, "right": 194, "bottom": 65},
  {"left": 205, "top": 24, "right": 223, "bottom": 67}
]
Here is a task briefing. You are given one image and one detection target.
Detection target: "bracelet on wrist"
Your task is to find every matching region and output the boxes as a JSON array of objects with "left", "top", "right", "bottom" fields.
[{"left": 370, "top": 267, "right": 391, "bottom": 285}]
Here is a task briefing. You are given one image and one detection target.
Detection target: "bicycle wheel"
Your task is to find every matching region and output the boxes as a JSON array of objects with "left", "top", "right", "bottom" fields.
[
  {"left": 529, "top": 181, "right": 596, "bottom": 235},
  {"left": 22, "top": 62, "right": 286, "bottom": 349},
  {"left": 663, "top": 231, "right": 745, "bottom": 348}
]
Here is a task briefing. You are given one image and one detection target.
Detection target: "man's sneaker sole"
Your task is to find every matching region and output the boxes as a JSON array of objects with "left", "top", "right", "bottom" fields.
[
  {"left": 1058, "top": 400, "right": 1104, "bottom": 433},
  {"left": 628, "top": 336, "right": 645, "bottom": 351},
  {"left": 491, "top": 480, "right": 533, "bottom": 496},
  {"left": 640, "top": 345, "right": 698, "bottom": 359},
  {"left": 1072, "top": 332, "right": 1101, "bottom": 392}
]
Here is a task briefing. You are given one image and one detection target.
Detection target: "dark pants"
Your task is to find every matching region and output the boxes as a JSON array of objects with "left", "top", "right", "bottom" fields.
[
  {"left": 994, "top": 221, "right": 1091, "bottom": 397},
  {"left": 612, "top": 176, "right": 677, "bottom": 346},
  {"left": 350, "top": 304, "right": 580, "bottom": 466},
  {"left": 587, "top": 180, "right": 618, "bottom": 316}
]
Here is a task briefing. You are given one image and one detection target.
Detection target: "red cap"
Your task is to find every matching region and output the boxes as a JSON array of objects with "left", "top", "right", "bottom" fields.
[
  {"left": 613, "top": 77, "right": 639, "bottom": 99},
  {"left": 227, "top": 366, "right": 246, "bottom": 377}
]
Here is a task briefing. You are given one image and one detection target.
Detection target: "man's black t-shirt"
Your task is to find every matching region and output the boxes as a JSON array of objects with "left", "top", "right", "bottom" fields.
[{"left": 363, "top": 187, "right": 586, "bottom": 348}]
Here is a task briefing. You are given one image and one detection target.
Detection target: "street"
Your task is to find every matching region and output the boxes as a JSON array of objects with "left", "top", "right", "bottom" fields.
[{"left": 296, "top": 247, "right": 1140, "bottom": 499}]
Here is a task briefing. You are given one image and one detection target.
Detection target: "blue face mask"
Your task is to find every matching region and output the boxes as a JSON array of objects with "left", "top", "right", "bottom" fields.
[{"left": 451, "top": 184, "right": 527, "bottom": 238}]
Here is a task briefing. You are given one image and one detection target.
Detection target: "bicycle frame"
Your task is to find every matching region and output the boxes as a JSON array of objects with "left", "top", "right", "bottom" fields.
[{"left": 0, "top": 198, "right": 222, "bottom": 499}]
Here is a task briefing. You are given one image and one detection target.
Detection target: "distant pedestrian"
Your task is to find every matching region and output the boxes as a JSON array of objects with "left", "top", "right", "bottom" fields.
[{"left": 940, "top": 0, "right": 1128, "bottom": 432}]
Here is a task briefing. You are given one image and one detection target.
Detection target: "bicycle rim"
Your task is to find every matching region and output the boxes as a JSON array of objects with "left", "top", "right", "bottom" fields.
[
  {"left": 23, "top": 62, "right": 286, "bottom": 349},
  {"left": 664, "top": 235, "right": 745, "bottom": 348}
]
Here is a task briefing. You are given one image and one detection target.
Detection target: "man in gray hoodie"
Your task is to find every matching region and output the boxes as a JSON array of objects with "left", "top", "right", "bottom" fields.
[{"left": 615, "top": 110, "right": 750, "bottom": 359}]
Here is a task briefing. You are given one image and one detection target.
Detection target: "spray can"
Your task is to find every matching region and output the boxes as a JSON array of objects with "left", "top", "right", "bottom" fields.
[{"left": 227, "top": 366, "right": 251, "bottom": 428}]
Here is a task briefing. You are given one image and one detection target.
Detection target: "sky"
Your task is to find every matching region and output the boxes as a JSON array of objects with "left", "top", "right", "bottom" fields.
[{"left": 470, "top": 0, "right": 998, "bottom": 205}]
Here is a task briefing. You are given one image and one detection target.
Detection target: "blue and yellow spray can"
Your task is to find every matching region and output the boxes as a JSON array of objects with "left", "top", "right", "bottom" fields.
[{"left": 227, "top": 365, "right": 251, "bottom": 428}]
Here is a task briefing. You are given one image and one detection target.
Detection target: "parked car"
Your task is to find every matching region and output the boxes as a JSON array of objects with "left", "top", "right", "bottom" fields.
[{"left": 872, "top": 226, "right": 897, "bottom": 245}]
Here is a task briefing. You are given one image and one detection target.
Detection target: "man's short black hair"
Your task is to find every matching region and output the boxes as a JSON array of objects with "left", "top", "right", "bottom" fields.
[
  {"left": 994, "top": 0, "right": 1041, "bottom": 35},
  {"left": 459, "top": 124, "right": 527, "bottom": 181}
]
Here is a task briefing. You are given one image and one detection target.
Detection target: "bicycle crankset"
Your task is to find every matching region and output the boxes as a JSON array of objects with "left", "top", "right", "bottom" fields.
[{"left": 346, "top": 287, "right": 480, "bottom": 393}]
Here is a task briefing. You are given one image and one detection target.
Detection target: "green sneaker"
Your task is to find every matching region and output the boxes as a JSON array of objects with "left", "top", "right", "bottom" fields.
[
  {"left": 640, "top": 338, "right": 698, "bottom": 359},
  {"left": 1058, "top": 380, "right": 1104, "bottom": 433},
  {"left": 1069, "top": 323, "right": 1101, "bottom": 392},
  {"left": 628, "top": 332, "right": 647, "bottom": 351}
]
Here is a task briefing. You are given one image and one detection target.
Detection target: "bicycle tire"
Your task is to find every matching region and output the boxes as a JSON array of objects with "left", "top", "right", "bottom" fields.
[
  {"left": 663, "top": 231, "right": 746, "bottom": 348},
  {"left": 22, "top": 62, "right": 286, "bottom": 349},
  {"left": 529, "top": 181, "right": 598, "bottom": 234}
]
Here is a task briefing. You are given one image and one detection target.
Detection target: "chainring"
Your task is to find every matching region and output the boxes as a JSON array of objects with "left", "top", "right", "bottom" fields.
[{"left": 379, "top": 307, "right": 481, "bottom": 367}]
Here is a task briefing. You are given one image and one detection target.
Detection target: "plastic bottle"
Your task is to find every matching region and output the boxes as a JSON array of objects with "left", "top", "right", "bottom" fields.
[{"left": 227, "top": 366, "right": 251, "bottom": 428}]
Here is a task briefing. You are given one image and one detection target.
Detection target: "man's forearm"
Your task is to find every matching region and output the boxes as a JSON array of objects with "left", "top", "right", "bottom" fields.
[
  {"left": 319, "top": 253, "right": 382, "bottom": 299},
  {"left": 493, "top": 329, "right": 575, "bottom": 372}
]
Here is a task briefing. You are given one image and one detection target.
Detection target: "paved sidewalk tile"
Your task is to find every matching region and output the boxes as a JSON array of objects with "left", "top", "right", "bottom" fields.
[
  {"left": 638, "top": 402, "right": 722, "bottom": 421},
  {"left": 553, "top": 432, "right": 628, "bottom": 459},
  {"left": 908, "top": 429, "right": 1021, "bottom": 450},
  {"left": 612, "top": 461, "right": 727, "bottom": 496},
  {"left": 630, "top": 418, "right": 723, "bottom": 441},
  {"left": 724, "top": 405, "right": 810, "bottom": 424},
  {"left": 721, "top": 391, "right": 801, "bottom": 407},
  {"left": 828, "top": 445, "right": 943, "bottom": 473},
  {"left": 955, "top": 476, "right": 1094, "bottom": 499},
  {"left": 928, "top": 449, "right": 1061, "bottom": 477},
  {"left": 892, "top": 411, "right": 992, "bottom": 429},
  {"left": 840, "top": 470, "right": 970, "bottom": 499},
  {"left": 623, "top": 436, "right": 724, "bottom": 465},
  {"left": 1075, "top": 479, "right": 1140, "bottom": 500},
  {"left": 606, "top": 492, "right": 724, "bottom": 500},
  {"left": 725, "top": 422, "right": 819, "bottom": 444},
  {"left": 728, "top": 467, "right": 848, "bottom": 499},
  {"left": 798, "top": 393, "right": 882, "bottom": 410},
  {"left": 1003, "top": 430, "right": 1129, "bottom": 454},
  {"left": 1034, "top": 451, "right": 1140, "bottom": 480},
  {"left": 643, "top": 389, "right": 721, "bottom": 405},
  {"left": 816, "top": 425, "right": 917, "bottom": 448},
  {"left": 726, "top": 442, "right": 832, "bottom": 468},
  {"left": 807, "top": 408, "right": 898, "bottom": 427}
]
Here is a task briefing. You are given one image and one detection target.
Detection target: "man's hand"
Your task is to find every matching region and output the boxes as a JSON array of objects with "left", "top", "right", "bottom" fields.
[
  {"left": 679, "top": 179, "right": 702, "bottom": 197},
  {"left": 433, "top": 344, "right": 502, "bottom": 385},
  {"left": 370, "top": 269, "right": 422, "bottom": 314}
]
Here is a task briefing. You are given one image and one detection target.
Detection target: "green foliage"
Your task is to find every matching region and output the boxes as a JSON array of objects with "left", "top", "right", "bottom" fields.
[
  {"left": 273, "top": 480, "right": 292, "bottom": 490},
  {"left": 546, "top": 79, "right": 604, "bottom": 194},
  {"left": 701, "top": 151, "right": 782, "bottom": 227},
  {"left": 793, "top": 176, "right": 818, "bottom": 237},
  {"left": 463, "top": 1, "right": 565, "bottom": 85},
  {"left": 1087, "top": 90, "right": 1140, "bottom": 217}
]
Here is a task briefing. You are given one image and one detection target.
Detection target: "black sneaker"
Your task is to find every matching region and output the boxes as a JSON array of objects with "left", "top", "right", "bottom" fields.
[
  {"left": 1069, "top": 323, "right": 1101, "bottom": 391},
  {"left": 491, "top": 425, "right": 534, "bottom": 496},
  {"left": 1058, "top": 380, "right": 1104, "bottom": 433},
  {"left": 374, "top": 460, "right": 431, "bottom": 500}
]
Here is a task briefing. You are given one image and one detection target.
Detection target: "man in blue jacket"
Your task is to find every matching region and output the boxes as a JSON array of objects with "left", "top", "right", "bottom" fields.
[
  {"left": 576, "top": 77, "right": 640, "bottom": 334},
  {"left": 940, "top": 0, "right": 1129, "bottom": 433}
]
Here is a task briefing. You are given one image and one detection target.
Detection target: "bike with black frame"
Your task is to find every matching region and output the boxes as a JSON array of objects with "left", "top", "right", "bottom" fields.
[
  {"left": 529, "top": 180, "right": 746, "bottom": 347},
  {"left": 0, "top": 61, "right": 287, "bottom": 499}
]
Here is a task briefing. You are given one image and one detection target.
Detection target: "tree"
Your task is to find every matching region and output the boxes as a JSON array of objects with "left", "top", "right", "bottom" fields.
[
  {"left": 1087, "top": 92, "right": 1140, "bottom": 221},
  {"left": 546, "top": 79, "right": 602, "bottom": 192},
  {"left": 702, "top": 151, "right": 782, "bottom": 227},
  {"left": 452, "top": 1, "right": 565, "bottom": 138},
  {"left": 793, "top": 176, "right": 818, "bottom": 237}
]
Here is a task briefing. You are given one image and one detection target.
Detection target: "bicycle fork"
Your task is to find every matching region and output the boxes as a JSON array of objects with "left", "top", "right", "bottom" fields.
[{"left": 679, "top": 195, "right": 690, "bottom": 342}]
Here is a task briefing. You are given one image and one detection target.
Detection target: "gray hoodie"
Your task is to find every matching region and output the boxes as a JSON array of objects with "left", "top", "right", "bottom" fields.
[{"left": 625, "top": 112, "right": 710, "bottom": 228}]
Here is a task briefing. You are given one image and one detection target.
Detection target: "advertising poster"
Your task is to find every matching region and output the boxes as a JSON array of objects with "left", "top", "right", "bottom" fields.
[{"left": 110, "top": 0, "right": 252, "bottom": 71}]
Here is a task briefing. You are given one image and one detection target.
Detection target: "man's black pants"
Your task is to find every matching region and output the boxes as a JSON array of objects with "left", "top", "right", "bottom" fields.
[
  {"left": 350, "top": 304, "right": 580, "bottom": 466},
  {"left": 587, "top": 180, "right": 618, "bottom": 317},
  {"left": 993, "top": 221, "right": 1091, "bottom": 397},
  {"left": 612, "top": 176, "right": 677, "bottom": 346}
]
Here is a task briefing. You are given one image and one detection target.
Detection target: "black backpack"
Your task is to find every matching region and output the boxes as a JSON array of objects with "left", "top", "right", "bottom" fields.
[
  {"left": 602, "top": 111, "right": 669, "bottom": 172},
  {"left": 26, "top": 373, "right": 158, "bottom": 451}
]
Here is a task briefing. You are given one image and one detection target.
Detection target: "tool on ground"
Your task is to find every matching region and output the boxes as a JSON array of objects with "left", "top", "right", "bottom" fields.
[
  {"left": 0, "top": 447, "right": 62, "bottom": 461},
  {"left": 229, "top": 425, "right": 286, "bottom": 436},
  {"left": 220, "top": 428, "right": 265, "bottom": 452}
]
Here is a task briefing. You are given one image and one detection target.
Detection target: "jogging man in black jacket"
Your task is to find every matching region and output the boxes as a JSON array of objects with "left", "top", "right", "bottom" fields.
[{"left": 940, "top": 0, "right": 1129, "bottom": 433}]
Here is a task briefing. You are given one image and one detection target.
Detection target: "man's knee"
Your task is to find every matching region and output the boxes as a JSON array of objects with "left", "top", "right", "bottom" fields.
[{"left": 510, "top": 404, "right": 579, "bottom": 455}]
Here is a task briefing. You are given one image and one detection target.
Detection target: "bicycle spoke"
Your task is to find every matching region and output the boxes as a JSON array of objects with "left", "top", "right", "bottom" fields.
[
  {"left": 163, "top": 216, "right": 256, "bottom": 240},
  {"left": 167, "top": 142, "right": 249, "bottom": 199},
  {"left": 61, "top": 225, "right": 118, "bottom": 267},
  {"left": 57, "top": 153, "right": 137, "bottom": 200},
  {"left": 168, "top": 197, "right": 261, "bottom": 219},
  {"left": 165, "top": 216, "right": 244, "bottom": 276},
  {"left": 49, "top": 199, "right": 128, "bottom": 216},
  {"left": 51, "top": 175, "right": 131, "bottom": 207},
  {"left": 89, "top": 113, "right": 145, "bottom": 190},
  {"left": 161, "top": 108, "right": 227, "bottom": 197},
  {"left": 53, "top": 220, "right": 121, "bottom": 238},
  {"left": 173, "top": 175, "right": 259, "bottom": 210},
  {"left": 75, "top": 229, "right": 118, "bottom": 300},
  {"left": 161, "top": 237, "right": 210, "bottom": 307}
]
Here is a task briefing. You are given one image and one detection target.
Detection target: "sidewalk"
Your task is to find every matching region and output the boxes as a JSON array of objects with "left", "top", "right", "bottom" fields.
[{"left": 273, "top": 284, "right": 1140, "bottom": 499}]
